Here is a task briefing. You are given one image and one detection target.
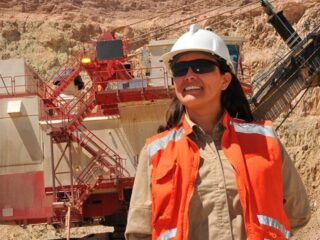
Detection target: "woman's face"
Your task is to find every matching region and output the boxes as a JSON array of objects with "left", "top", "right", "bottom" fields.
[{"left": 172, "top": 52, "right": 231, "bottom": 112}]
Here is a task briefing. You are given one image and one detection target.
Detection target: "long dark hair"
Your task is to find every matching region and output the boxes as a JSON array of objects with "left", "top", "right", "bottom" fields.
[{"left": 157, "top": 57, "right": 253, "bottom": 133}]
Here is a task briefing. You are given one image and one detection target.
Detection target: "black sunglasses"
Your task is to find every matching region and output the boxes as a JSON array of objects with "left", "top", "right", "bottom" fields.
[{"left": 171, "top": 59, "right": 219, "bottom": 77}]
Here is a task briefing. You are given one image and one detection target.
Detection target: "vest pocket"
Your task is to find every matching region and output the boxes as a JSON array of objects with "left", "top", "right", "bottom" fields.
[
  {"left": 153, "top": 158, "right": 178, "bottom": 222},
  {"left": 155, "top": 159, "right": 176, "bottom": 183}
]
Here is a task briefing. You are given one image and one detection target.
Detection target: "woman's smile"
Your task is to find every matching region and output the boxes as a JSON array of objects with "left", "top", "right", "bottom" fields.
[
  {"left": 184, "top": 86, "right": 202, "bottom": 91},
  {"left": 183, "top": 85, "right": 203, "bottom": 95},
  {"left": 173, "top": 52, "right": 228, "bottom": 111}
]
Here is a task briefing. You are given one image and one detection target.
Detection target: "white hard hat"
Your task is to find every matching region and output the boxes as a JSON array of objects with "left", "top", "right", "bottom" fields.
[{"left": 161, "top": 24, "right": 234, "bottom": 73}]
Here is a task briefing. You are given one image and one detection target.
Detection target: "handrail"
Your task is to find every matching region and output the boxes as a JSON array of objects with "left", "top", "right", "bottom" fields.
[
  {"left": 46, "top": 49, "right": 85, "bottom": 83},
  {"left": 77, "top": 124, "right": 129, "bottom": 177},
  {"left": 0, "top": 75, "right": 40, "bottom": 97},
  {"left": 0, "top": 74, "right": 10, "bottom": 95},
  {"left": 93, "top": 66, "right": 171, "bottom": 90}
]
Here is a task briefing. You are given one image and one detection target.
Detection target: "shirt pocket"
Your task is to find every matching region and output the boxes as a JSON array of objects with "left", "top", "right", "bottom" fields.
[{"left": 153, "top": 157, "right": 178, "bottom": 222}]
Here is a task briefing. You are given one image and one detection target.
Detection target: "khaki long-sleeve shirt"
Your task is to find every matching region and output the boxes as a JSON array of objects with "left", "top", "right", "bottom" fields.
[{"left": 125, "top": 118, "right": 310, "bottom": 240}]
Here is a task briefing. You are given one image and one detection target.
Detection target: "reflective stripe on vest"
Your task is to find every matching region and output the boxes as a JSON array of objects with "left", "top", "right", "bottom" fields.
[
  {"left": 147, "top": 128, "right": 185, "bottom": 157},
  {"left": 231, "top": 121, "right": 276, "bottom": 138},
  {"left": 158, "top": 228, "right": 177, "bottom": 240},
  {"left": 257, "top": 215, "right": 290, "bottom": 239}
]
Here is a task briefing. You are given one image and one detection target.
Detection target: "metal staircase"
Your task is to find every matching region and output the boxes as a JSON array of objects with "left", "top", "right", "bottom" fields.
[
  {"left": 38, "top": 63, "right": 129, "bottom": 216},
  {"left": 62, "top": 86, "right": 97, "bottom": 133},
  {"left": 71, "top": 124, "right": 129, "bottom": 211},
  {"left": 48, "top": 50, "right": 85, "bottom": 97},
  {"left": 72, "top": 124, "right": 128, "bottom": 179}
]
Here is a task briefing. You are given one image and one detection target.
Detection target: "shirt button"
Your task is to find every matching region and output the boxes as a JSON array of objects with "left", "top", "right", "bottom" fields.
[{"left": 218, "top": 182, "right": 224, "bottom": 189}]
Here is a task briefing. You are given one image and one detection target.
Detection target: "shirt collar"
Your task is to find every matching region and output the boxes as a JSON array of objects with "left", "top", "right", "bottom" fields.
[{"left": 183, "top": 111, "right": 225, "bottom": 138}]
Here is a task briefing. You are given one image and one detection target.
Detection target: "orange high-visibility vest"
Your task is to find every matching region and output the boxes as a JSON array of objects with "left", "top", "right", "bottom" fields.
[{"left": 146, "top": 113, "right": 290, "bottom": 240}]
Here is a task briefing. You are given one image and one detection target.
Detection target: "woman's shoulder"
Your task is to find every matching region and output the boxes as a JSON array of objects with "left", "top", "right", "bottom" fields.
[
  {"left": 229, "top": 115, "right": 274, "bottom": 127},
  {"left": 146, "top": 125, "right": 184, "bottom": 145},
  {"left": 146, "top": 129, "right": 171, "bottom": 143}
]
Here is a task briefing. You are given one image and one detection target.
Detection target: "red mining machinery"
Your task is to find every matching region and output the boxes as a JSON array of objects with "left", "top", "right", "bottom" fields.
[{"left": 39, "top": 32, "right": 176, "bottom": 236}]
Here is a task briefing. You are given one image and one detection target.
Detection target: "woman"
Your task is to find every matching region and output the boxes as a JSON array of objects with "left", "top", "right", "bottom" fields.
[{"left": 125, "top": 25, "right": 310, "bottom": 240}]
